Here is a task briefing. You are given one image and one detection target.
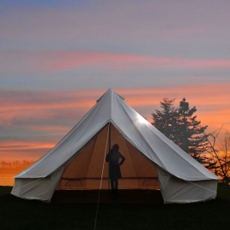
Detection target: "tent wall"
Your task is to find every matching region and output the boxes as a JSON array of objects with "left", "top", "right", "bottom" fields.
[
  {"left": 11, "top": 169, "right": 64, "bottom": 202},
  {"left": 11, "top": 121, "right": 217, "bottom": 203},
  {"left": 157, "top": 168, "right": 217, "bottom": 203}
]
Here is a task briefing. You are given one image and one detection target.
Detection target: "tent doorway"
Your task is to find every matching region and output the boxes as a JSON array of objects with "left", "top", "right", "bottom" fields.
[{"left": 53, "top": 123, "right": 162, "bottom": 203}]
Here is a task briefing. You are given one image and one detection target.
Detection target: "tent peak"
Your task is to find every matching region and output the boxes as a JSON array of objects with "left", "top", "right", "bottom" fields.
[
  {"left": 97, "top": 88, "right": 124, "bottom": 103},
  {"left": 105, "top": 88, "right": 115, "bottom": 95}
]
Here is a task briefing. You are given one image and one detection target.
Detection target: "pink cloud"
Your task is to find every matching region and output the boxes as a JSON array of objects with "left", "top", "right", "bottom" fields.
[{"left": 2, "top": 50, "right": 230, "bottom": 74}]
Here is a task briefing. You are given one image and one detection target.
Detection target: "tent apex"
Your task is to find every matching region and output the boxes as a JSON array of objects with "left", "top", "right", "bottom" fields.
[
  {"left": 106, "top": 88, "right": 115, "bottom": 95},
  {"left": 97, "top": 88, "right": 124, "bottom": 103}
]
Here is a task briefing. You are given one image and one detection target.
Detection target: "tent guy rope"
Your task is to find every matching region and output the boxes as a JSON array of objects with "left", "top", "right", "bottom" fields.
[{"left": 93, "top": 123, "right": 110, "bottom": 230}]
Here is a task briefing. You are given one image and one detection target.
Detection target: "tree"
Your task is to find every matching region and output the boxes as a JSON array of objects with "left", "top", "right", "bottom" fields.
[
  {"left": 205, "top": 128, "right": 230, "bottom": 181},
  {"left": 151, "top": 98, "right": 178, "bottom": 142},
  {"left": 175, "top": 98, "right": 210, "bottom": 163},
  {"left": 152, "top": 98, "right": 210, "bottom": 164}
]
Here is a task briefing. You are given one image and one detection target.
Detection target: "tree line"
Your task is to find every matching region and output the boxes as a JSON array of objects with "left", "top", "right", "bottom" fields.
[{"left": 152, "top": 97, "right": 230, "bottom": 182}]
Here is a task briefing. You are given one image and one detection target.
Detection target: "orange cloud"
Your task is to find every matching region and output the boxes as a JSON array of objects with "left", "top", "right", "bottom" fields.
[
  {"left": 0, "top": 140, "right": 54, "bottom": 151},
  {"left": 116, "top": 83, "right": 230, "bottom": 133},
  {"left": 0, "top": 90, "right": 102, "bottom": 128},
  {"left": 0, "top": 139, "right": 55, "bottom": 161},
  {"left": 116, "top": 83, "right": 229, "bottom": 107}
]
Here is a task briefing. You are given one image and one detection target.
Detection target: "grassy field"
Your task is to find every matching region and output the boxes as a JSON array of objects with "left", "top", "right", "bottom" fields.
[{"left": 1, "top": 184, "right": 230, "bottom": 230}]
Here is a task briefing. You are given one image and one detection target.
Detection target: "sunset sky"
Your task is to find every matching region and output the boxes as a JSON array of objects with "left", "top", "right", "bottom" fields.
[{"left": 1, "top": 0, "right": 230, "bottom": 162}]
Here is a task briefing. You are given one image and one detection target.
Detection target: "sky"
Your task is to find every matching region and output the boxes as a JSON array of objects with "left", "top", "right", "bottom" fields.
[{"left": 1, "top": 0, "right": 230, "bottom": 162}]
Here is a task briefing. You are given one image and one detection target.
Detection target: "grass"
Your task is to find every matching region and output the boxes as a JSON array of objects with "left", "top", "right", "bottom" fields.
[{"left": 1, "top": 183, "right": 230, "bottom": 230}]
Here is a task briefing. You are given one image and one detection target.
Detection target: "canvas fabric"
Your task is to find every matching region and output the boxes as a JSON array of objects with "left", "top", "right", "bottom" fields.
[{"left": 11, "top": 89, "right": 218, "bottom": 203}]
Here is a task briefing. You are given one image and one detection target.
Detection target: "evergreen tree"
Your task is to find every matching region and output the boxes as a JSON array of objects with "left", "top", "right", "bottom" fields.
[
  {"left": 152, "top": 98, "right": 210, "bottom": 165},
  {"left": 152, "top": 98, "right": 178, "bottom": 142},
  {"left": 175, "top": 98, "right": 209, "bottom": 164}
]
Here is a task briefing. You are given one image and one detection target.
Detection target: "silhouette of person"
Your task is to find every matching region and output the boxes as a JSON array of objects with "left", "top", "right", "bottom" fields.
[{"left": 106, "top": 144, "right": 125, "bottom": 194}]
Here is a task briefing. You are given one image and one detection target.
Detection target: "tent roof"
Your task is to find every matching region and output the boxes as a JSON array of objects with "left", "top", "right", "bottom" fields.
[{"left": 16, "top": 88, "right": 218, "bottom": 181}]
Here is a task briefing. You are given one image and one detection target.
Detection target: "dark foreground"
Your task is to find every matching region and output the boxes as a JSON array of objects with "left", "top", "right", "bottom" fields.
[
  {"left": 1, "top": 184, "right": 230, "bottom": 230},
  {"left": 52, "top": 189, "right": 164, "bottom": 204}
]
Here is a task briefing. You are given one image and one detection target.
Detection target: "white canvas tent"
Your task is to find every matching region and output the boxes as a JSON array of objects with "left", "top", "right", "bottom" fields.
[{"left": 11, "top": 88, "right": 218, "bottom": 203}]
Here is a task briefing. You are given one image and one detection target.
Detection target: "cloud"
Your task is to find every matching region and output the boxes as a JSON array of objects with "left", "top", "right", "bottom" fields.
[
  {"left": 0, "top": 139, "right": 54, "bottom": 161},
  {"left": 1, "top": 83, "right": 230, "bottom": 130},
  {"left": 1, "top": 50, "right": 230, "bottom": 76},
  {"left": 0, "top": 90, "right": 103, "bottom": 141},
  {"left": 1, "top": 83, "right": 230, "bottom": 161},
  {"left": 116, "top": 83, "right": 230, "bottom": 133}
]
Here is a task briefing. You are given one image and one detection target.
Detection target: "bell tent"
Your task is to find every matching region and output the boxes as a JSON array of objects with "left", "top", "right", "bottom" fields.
[{"left": 11, "top": 88, "right": 218, "bottom": 203}]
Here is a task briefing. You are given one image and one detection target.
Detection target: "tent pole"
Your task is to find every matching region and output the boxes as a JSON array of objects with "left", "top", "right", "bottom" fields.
[
  {"left": 93, "top": 123, "right": 111, "bottom": 230},
  {"left": 108, "top": 122, "right": 111, "bottom": 191}
]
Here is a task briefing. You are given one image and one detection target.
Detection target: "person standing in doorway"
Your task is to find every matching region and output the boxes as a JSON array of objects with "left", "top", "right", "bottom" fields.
[{"left": 106, "top": 144, "right": 125, "bottom": 195}]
